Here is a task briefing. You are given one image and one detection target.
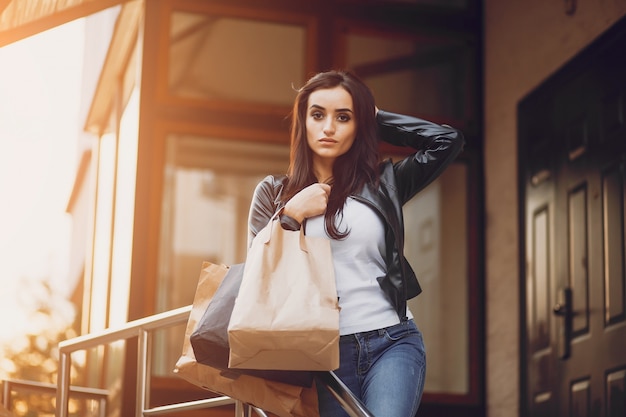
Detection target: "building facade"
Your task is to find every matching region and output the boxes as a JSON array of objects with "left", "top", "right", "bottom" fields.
[{"left": 1, "top": 0, "right": 625, "bottom": 416}]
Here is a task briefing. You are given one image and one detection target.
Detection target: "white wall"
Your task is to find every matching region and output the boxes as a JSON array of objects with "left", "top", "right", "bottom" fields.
[{"left": 483, "top": 1, "right": 626, "bottom": 416}]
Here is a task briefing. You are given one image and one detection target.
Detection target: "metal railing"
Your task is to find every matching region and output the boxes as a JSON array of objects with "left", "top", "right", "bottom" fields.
[
  {"left": 56, "top": 305, "right": 254, "bottom": 416},
  {"left": 3, "top": 378, "right": 107, "bottom": 416},
  {"left": 56, "top": 304, "right": 373, "bottom": 417}
]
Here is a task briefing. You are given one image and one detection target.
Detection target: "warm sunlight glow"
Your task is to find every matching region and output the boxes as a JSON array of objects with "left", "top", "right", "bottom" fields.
[
  {"left": 0, "top": 281, "right": 33, "bottom": 348},
  {"left": 109, "top": 89, "right": 139, "bottom": 326},
  {"left": 13, "top": 400, "right": 27, "bottom": 415},
  {"left": 0, "top": 19, "right": 84, "bottom": 357},
  {"left": 90, "top": 133, "right": 116, "bottom": 332}
]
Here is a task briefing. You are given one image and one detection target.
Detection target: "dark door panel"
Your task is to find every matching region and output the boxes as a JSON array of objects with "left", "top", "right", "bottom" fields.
[{"left": 520, "top": 15, "right": 626, "bottom": 417}]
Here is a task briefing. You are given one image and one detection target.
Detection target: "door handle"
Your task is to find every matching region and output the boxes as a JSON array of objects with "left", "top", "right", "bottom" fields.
[{"left": 553, "top": 287, "right": 573, "bottom": 360}]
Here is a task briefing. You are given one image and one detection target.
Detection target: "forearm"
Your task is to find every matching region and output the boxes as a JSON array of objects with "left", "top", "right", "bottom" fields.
[
  {"left": 376, "top": 109, "right": 463, "bottom": 150},
  {"left": 376, "top": 110, "right": 464, "bottom": 203}
]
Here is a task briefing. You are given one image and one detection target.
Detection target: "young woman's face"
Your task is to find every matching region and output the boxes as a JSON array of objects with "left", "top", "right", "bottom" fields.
[{"left": 306, "top": 86, "right": 357, "bottom": 169}]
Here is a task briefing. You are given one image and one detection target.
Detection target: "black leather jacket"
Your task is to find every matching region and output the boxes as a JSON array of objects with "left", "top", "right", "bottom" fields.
[{"left": 247, "top": 109, "right": 464, "bottom": 321}]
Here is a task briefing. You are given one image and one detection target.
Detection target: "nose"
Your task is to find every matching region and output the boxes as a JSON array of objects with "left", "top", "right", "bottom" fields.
[{"left": 323, "top": 118, "right": 335, "bottom": 136}]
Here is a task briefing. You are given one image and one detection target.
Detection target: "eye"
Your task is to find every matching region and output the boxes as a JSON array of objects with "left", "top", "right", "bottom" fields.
[
  {"left": 310, "top": 111, "right": 324, "bottom": 120},
  {"left": 337, "top": 113, "right": 352, "bottom": 122}
]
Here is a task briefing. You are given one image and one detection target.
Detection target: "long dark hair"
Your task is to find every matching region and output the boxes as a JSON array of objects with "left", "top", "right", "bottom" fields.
[{"left": 282, "top": 70, "right": 380, "bottom": 239}]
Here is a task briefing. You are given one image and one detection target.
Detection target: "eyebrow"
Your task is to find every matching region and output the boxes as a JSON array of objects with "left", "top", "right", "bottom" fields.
[{"left": 309, "top": 104, "right": 353, "bottom": 113}]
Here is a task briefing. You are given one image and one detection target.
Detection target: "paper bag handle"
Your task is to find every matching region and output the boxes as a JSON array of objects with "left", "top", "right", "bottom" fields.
[{"left": 263, "top": 211, "right": 309, "bottom": 253}]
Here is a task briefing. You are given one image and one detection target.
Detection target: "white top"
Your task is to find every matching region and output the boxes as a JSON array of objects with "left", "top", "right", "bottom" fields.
[{"left": 305, "top": 197, "right": 412, "bottom": 335}]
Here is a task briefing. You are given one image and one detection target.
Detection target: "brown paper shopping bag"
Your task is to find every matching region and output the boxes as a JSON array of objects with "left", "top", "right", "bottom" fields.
[
  {"left": 228, "top": 218, "right": 340, "bottom": 371},
  {"left": 174, "top": 261, "right": 320, "bottom": 417},
  {"left": 189, "top": 263, "right": 313, "bottom": 386}
]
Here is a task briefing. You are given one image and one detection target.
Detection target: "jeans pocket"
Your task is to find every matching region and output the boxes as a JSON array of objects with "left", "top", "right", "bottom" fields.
[{"left": 383, "top": 320, "right": 421, "bottom": 342}]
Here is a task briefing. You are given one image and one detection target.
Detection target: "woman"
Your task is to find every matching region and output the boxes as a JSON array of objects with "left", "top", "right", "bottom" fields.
[{"left": 247, "top": 70, "right": 464, "bottom": 417}]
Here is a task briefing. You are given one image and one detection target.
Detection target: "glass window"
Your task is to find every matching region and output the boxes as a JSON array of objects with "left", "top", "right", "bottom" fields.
[
  {"left": 404, "top": 162, "right": 469, "bottom": 394},
  {"left": 345, "top": 32, "right": 470, "bottom": 123},
  {"left": 154, "top": 134, "right": 289, "bottom": 375},
  {"left": 157, "top": 135, "right": 290, "bottom": 314},
  {"left": 169, "top": 11, "right": 306, "bottom": 106}
]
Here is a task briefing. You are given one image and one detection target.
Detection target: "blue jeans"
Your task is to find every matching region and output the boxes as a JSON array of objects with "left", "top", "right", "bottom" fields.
[{"left": 317, "top": 319, "right": 426, "bottom": 417}]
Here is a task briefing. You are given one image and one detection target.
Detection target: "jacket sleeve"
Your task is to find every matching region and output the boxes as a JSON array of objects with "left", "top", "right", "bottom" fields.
[
  {"left": 376, "top": 109, "right": 465, "bottom": 205},
  {"left": 247, "top": 175, "right": 280, "bottom": 248},
  {"left": 246, "top": 175, "right": 300, "bottom": 248}
]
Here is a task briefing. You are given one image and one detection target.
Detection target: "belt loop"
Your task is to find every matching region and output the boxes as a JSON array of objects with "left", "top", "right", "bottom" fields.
[{"left": 378, "top": 328, "right": 385, "bottom": 337}]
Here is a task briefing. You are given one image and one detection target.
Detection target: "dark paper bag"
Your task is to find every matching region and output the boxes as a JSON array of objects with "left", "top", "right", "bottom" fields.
[
  {"left": 190, "top": 263, "right": 313, "bottom": 386},
  {"left": 228, "top": 219, "right": 340, "bottom": 371},
  {"left": 174, "top": 261, "right": 320, "bottom": 417}
]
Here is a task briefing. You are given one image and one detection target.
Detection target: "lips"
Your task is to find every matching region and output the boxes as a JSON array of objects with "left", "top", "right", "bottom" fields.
[{"left": 318, "top": 138, "right": 337, "bottom": 144}]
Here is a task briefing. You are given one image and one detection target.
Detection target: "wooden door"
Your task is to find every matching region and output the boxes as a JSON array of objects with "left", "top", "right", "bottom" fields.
[{"left": 520, "top": 16, "right": 626, "bottom": 417}]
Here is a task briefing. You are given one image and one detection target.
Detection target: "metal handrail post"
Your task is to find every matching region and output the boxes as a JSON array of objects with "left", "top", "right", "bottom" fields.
[
  {"left": 100, "top": 396, "right": 107, "bottom": 417},
  {"left": 250, "top": 405, "right": 269, "bottom": 417},
  {"left": 144, "top": 328, "right": 153, "bottom": 411},
  {"left": 136, "top": 328, "right": 149, "bottom": 416},
  {"left": 3, "top": 380, "right": 9, "bottom": 408},
  {"left": 316, "top": 372, "right": 375, "bottom": 417},
  {"left": 235, "top": 400, "right": 244, "bottom": 417},
  {"left": 56, "top": 350, "right": 71, "bottom": 417}
]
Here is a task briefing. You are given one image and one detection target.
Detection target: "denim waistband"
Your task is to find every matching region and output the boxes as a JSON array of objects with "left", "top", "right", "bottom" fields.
[{"left": 340, "top": 319, "right": 413, "bottom": 340}]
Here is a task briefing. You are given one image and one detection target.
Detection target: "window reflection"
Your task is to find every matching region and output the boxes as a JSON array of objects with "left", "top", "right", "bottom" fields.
[
  {"left": 404, "top": 162, "right": 469, "bottom": 394},
  {"left": 158, "top": 135, "right": 290, "bottom": 314},
  {"left": 155, "top": 134, "right": 289, "bottom": 375},
  {"left": 169, "top": 11, "right": 306, "bottom": 106},
  {"left": 345, "top": 32, "right": 469, "bottom": 122}
]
